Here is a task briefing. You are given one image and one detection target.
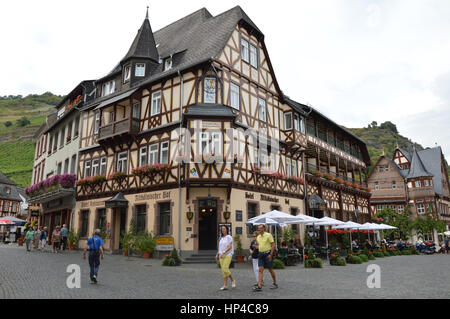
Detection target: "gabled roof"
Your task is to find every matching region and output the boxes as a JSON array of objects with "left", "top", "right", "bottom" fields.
[
  {"left": 121, "top": 10, "right": 159, "bottom": 64},
  {"left": 415, "top": 147, "right": 446, "bottom": 196},
  {"left": 397, "top": 148, "right": 412, "bottom": 162},
  {"left": 367, "top": 155, "right": 405, "bottom": 180},
  {"left": 406, "top": 148, "right": 433, "bottom": 179},
  {"left": 0, "top": 171, "right": 15, "bottom": 186}
]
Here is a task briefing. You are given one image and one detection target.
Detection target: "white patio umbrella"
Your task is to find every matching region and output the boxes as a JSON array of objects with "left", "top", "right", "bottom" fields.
[
  {"left": 359, "top": 222, "right": 380, "bottom": 245},
  {"left": 333, "top": 221, "right": 363, "bottom": 250},
  {"left": 305, "top": 217, "right": 345, "bottom": 262},
  {"left": 246, "top": 215, "right": 289, "bottom": 250}
]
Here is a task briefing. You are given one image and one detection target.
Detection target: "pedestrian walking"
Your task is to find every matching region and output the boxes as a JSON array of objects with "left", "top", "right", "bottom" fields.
[
  {"left": 33, "top": 226, "right": 41, "bottom": 250},
  {"left": 445, "top": 237, "right": 450, "bottom": 254},
  {"left": 83, "top": 229, "right": 104, "bottom": 284},
  {"left": 52, "top": 226, "right": 62, "bottom": 253},
  {"left": 253, "top": 224, "right": 277, "bottom": 292},
  {"left": 25, "top": 227, "right": 34, "bottom": 252},
  {"left": 215, "top": 225, "right": 235, "bottom": 291},
  {"left": 249, "top": 231, "right": 263, "bottom": 287},
  {"left": 40, "top": 227, "right": 48, "bottom": 251},
  {"left": 60, "top": 224, "right": 68, "bottom": 251}
]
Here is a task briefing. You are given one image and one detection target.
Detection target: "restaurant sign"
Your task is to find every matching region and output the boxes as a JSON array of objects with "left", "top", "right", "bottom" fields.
[{"left": 155, "top": 237, "right": 174, "bottom": 251}]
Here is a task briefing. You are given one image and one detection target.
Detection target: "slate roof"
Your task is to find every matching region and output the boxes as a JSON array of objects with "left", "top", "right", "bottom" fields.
[
  {"left": 121, "top": 13, "right": 159, "bottom": 63},
  {"left": 0, "top": 172, "right": 22, "bottom": 202}
]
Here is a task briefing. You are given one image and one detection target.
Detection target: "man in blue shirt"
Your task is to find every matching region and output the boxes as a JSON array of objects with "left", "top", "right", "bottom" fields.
[
  {"left": 60, "top": 224, "right": 69, "bottom": 251},
  {"left": 83, "top": 229, "right": 104, "bottom": 284}
]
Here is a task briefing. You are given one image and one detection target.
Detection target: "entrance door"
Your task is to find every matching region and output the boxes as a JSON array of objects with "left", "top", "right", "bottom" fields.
[
  {"left": 118, "top": 207, "right": 127, "bottom": 250},
  {"left": 198, "top": 199, "right": 217, "bottom": 250}
]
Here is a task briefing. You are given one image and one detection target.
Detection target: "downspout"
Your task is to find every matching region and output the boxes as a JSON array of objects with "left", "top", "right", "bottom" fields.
[{"left": 177, "top": 70, "right": 184, "bottom": 256}]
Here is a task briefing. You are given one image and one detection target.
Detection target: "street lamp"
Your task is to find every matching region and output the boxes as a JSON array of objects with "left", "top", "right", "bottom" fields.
[{"left": 223, "top": 206, "right": 231, "bottom": 222}]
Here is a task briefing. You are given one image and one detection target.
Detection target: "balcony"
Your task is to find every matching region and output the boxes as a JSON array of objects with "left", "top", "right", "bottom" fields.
[
  {"left": 98, "top": 118, "right": 140, "bottom": 142},
  {"left": 306, "top": 163, "right": 368, "bottom": 188},
  {"left": 283, "top": 128, "right": 307, "bottom": 151}
]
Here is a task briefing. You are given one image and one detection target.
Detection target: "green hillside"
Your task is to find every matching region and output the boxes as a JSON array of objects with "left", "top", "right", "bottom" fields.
[
  {"left": 0, "top": 93, "right": 62, "bottom": 187},
  {"left": 347, "top": 121, "right": 449, "bottom": 176}
]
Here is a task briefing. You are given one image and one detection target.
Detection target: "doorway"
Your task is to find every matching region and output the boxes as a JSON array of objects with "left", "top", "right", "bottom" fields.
[{"left": 198, "top": 199, "right": 217, "bottom": 250}]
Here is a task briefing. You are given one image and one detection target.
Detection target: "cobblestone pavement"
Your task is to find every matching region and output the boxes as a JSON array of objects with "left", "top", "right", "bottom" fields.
[{"left": 1, "top": 244, "right": 449, "bottom": 299}]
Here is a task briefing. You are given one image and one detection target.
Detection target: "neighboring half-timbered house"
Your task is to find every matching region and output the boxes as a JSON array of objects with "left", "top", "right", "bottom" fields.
[
  {"left": 73, "top": 6, "right": 372, "bottom": 253},
  {"left": 368, "top": 146, "right": 450, "bottom": 243}
]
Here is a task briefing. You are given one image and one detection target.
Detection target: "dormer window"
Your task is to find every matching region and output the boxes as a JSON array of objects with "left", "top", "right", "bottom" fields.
[
  {"left": 164, "top": 58, "right": 172, "bottom": 71},
  {"left": 123, "top": 65, "right": 131, "bottom": 83},
  {"left": 135, "top": 63, "right": 145, "bottom": 77},
  {"left": 241, "top": 39, "right": 249, "bottom": 63},
  {"left": 249, "top": 44, "right": 258, "bottom": 68},
  {"left": 102, "top": 80, "right": 115, "bottom": 97},
  {"left": 284, "top": 112, "right": 292, "bottom": 130}
]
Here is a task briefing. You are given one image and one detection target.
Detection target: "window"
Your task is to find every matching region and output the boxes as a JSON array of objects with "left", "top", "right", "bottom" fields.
[
  {"left": 378, "top": 166, "right": 384, "bottom": 172},
  {"left": 377, "top": 205, "right": 383, "bottom": 212},
  {"left": 286, "top": 158, "right": 292, "bottom": 176},
  {"left": 84, "top": 160, "right": 91, "bottom": 177},
  {"left": 149, "top": 144, "right": 159, "bottom": 165},
  {"left": 375, "top": 182, "right": 379, "bottom": 190},
  {"left": 417, "top": 203, "right": 425, "bottom": 215},
  {"left": 385, "top": 166, "right": 389, "bottom": 172},
  {"left": 424, "top": 179, "right": 430, "bottom": 187},
  {"left": 64, "top": 158, "right": 69, "bottom": 174},
  {"left": 12, "top": 202, "right": 17, "bottom": 213},
  {"left": 123, "top": 65, "right": 131, "bottom": 82},
  {"left": 258, "top": 98, "right": 267, "bottom": 122},
  {"left": 151, "top": 91, "right": 161, "bottom": 116},
  {"left": 284, "top": 112, "right": 293, "bottom": 130},
  {"left": 60, "top": 128, "right": 65, "bottom": 148},
  {"left": 249, "top": 44, "right": 258, "bottom": 68},
  {"left": 3, "top": 201, "right": 10, "bottom": 212},
  {"left": 211, "top": 133, "right": 222, "bottom": 155},
  {"left": 292, "top": 159, "right": 298, "bottom": 177},
  {"left": 80, "top": 210, "right": 89, "bottom": 238},
  {"left": 100, "top": 157, "right": 107, "bottom": 175},
  {"left": 132, "top": 103, "right": 140, "bottom": 118},
  {"left": 57, "top": 162, "right": 62, "bottom": 175},
  {"left": 247, "top": 203, "right": 258, "bottom": 234},
  {"left": 67, "top": 122, "right": 73, "bottom": 140},
  {"left": 164, "top": 58, "right": 172, "bottom": 71},
  {"left": 139, "top": 146, "right": 147, "bottom": 167},
  {"left": 136, "top": 205, "right": 147, "bottom": 234},
  {"left": 116, "top": 152, "right": 128, "bottom": 173},
  {"left": 102, "top": 80, "right": 115, "bottom": 97},
  {"left": 200, "top": 132, "right": 209, "bottom": 154},
  {"left": 97, "top": 208, "right": 107, "bottom": 230},
  {"left": 415, "top": 180, "right": 421, "bottom": 188},
  {"left": 135, "top": 63, "right": 145, "bottom": 77},
  {"left": 204, "top": 77, "right": 216, "bottom": 104},
  {"left": 392, "top": 181, "right": 396, "bottom": 189},
  {"left": 74, "top": 117, "right": 80, "bottom": 136},
  {"left": 92, "top": 159, "right": 100, "bottom": 176},
  {"left": 241, "top": 39, "right": 249, "bottom": 63},
  {"left": 158, "top": 202, "right": 171, "bottom": 235},
  {"left": 70, "top": 155, "right": 77, "bottom": 174},
  {"left": 230, "top": 83, "right": 240, "bottom": 110},
  {"left": 398, "top": 205, "right": 404, "bottom": 213},
  {"left": 94, "top": 113, "right": 100, "bottom": 134},
  {"left": 160, "top": 141, "right": 169, "bottom": 164}
]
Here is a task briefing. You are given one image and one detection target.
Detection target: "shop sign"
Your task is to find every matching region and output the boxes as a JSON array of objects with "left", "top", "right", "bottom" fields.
[
  {"left": 260, "top": 194, "right": 279, "bottom": 203},
  {"left": 135, "top": 191, "right": 171, "bottom": 202},
  {"left": 155, "top": 237, "right": 174, "bottom": 251}
]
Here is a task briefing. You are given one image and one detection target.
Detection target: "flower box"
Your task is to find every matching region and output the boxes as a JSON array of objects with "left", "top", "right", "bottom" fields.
[{"left": 25, "top": 174, "right": 76, "bottom": 197}]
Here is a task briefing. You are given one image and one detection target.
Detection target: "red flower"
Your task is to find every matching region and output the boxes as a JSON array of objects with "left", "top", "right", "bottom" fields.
[{"left": 304, "top": 255, "right": 308, "bottom": 259}]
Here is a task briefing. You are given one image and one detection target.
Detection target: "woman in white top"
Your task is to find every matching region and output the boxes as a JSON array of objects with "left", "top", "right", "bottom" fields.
[{"left": 215, "top": 225, "right": 235, "bottom": 290}]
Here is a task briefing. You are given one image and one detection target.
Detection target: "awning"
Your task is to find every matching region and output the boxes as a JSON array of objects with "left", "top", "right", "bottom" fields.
[
  {"left": 94, "top": 88, "right": 138, "bottom": 110},
  {"left": 105, "top": 192, "right": 129, "bottom": 208}
]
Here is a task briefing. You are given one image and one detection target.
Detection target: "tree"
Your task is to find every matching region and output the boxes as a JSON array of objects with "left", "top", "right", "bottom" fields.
[
  {"left": 379, "top": 121, "right": 398, "bottom": 133},
  {"left": 374, "top": 206, "right": 413, "bottom": 240},
  {"left": 4, "top": 121, "right": 12, "bottom": 127},
  {"left": 16, "top": 117, "right": 30, "bottom": 127}
]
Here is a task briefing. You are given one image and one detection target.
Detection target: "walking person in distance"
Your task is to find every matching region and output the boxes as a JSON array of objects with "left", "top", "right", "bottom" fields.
[
  {"left": 83, "top": 229, "right": 104, "bottom": 284},
  {"left": 215, "top": 225, "right": 236, "bottom": 291},
  {"left": 60, "top": 224, "right": 69, "bottom": 251},
  {"left": 249, "top": 231, "right": 263, "bottom": 287},
  {"left": 253, "top": 224, "right": 278, "bottom": 292}
]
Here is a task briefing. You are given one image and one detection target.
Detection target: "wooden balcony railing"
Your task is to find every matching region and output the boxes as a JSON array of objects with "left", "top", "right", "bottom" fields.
[{"left": 98, "top": 118, "right": 140, "bottom": 141}]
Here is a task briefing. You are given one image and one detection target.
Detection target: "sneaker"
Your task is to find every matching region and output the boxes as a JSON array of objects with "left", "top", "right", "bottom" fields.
[
  {"left": 252, "top": 285, "right": 262, "bottom": 292},
  {"left": 270, "top": 283, "right": 278, "bottom": 289},
  {"left": 231, "top": 280, "right": 236, "bottom": 288},
  {"left": 219, "top": 286, "right": 228, "bottom": 291},
  {"left": 93, "top": 275, "right": 97, "bottom": 283}
]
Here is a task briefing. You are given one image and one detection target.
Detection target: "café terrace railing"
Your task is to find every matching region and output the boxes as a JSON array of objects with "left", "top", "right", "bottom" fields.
[{"left": 98, "top": 117, "right": 140, "bottom": 141}]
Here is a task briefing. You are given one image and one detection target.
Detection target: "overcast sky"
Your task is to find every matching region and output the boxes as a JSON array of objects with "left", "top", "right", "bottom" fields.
[{"left": 1, "top": 0, "right": 449, "bottom": 162}]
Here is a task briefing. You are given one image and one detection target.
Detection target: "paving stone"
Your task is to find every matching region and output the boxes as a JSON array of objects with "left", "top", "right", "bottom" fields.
[{"left": 1, "top": 244, "right": 449, "bottom": 299}]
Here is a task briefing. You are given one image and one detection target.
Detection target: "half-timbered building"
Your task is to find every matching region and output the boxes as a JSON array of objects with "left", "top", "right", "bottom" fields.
[
  {"left": 368, "top": 146, "right": 450, "bottom": 243},
  {"left": 73, "top": 6, "right": 372, "bottom": 253}
]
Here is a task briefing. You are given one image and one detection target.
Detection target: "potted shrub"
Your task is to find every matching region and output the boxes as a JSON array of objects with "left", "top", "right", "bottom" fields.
[
  {"left": 233, "top": 234, "right": 245, "bottom": 263},
  {"left": 162, "top": 248, "right": 183, "bottom": 266},
  {"left": 135, "top": 232, "right": 156, "bottom": 258},
  {"left": 120, "top": 231, "right": 135, "bottom": 256}
]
